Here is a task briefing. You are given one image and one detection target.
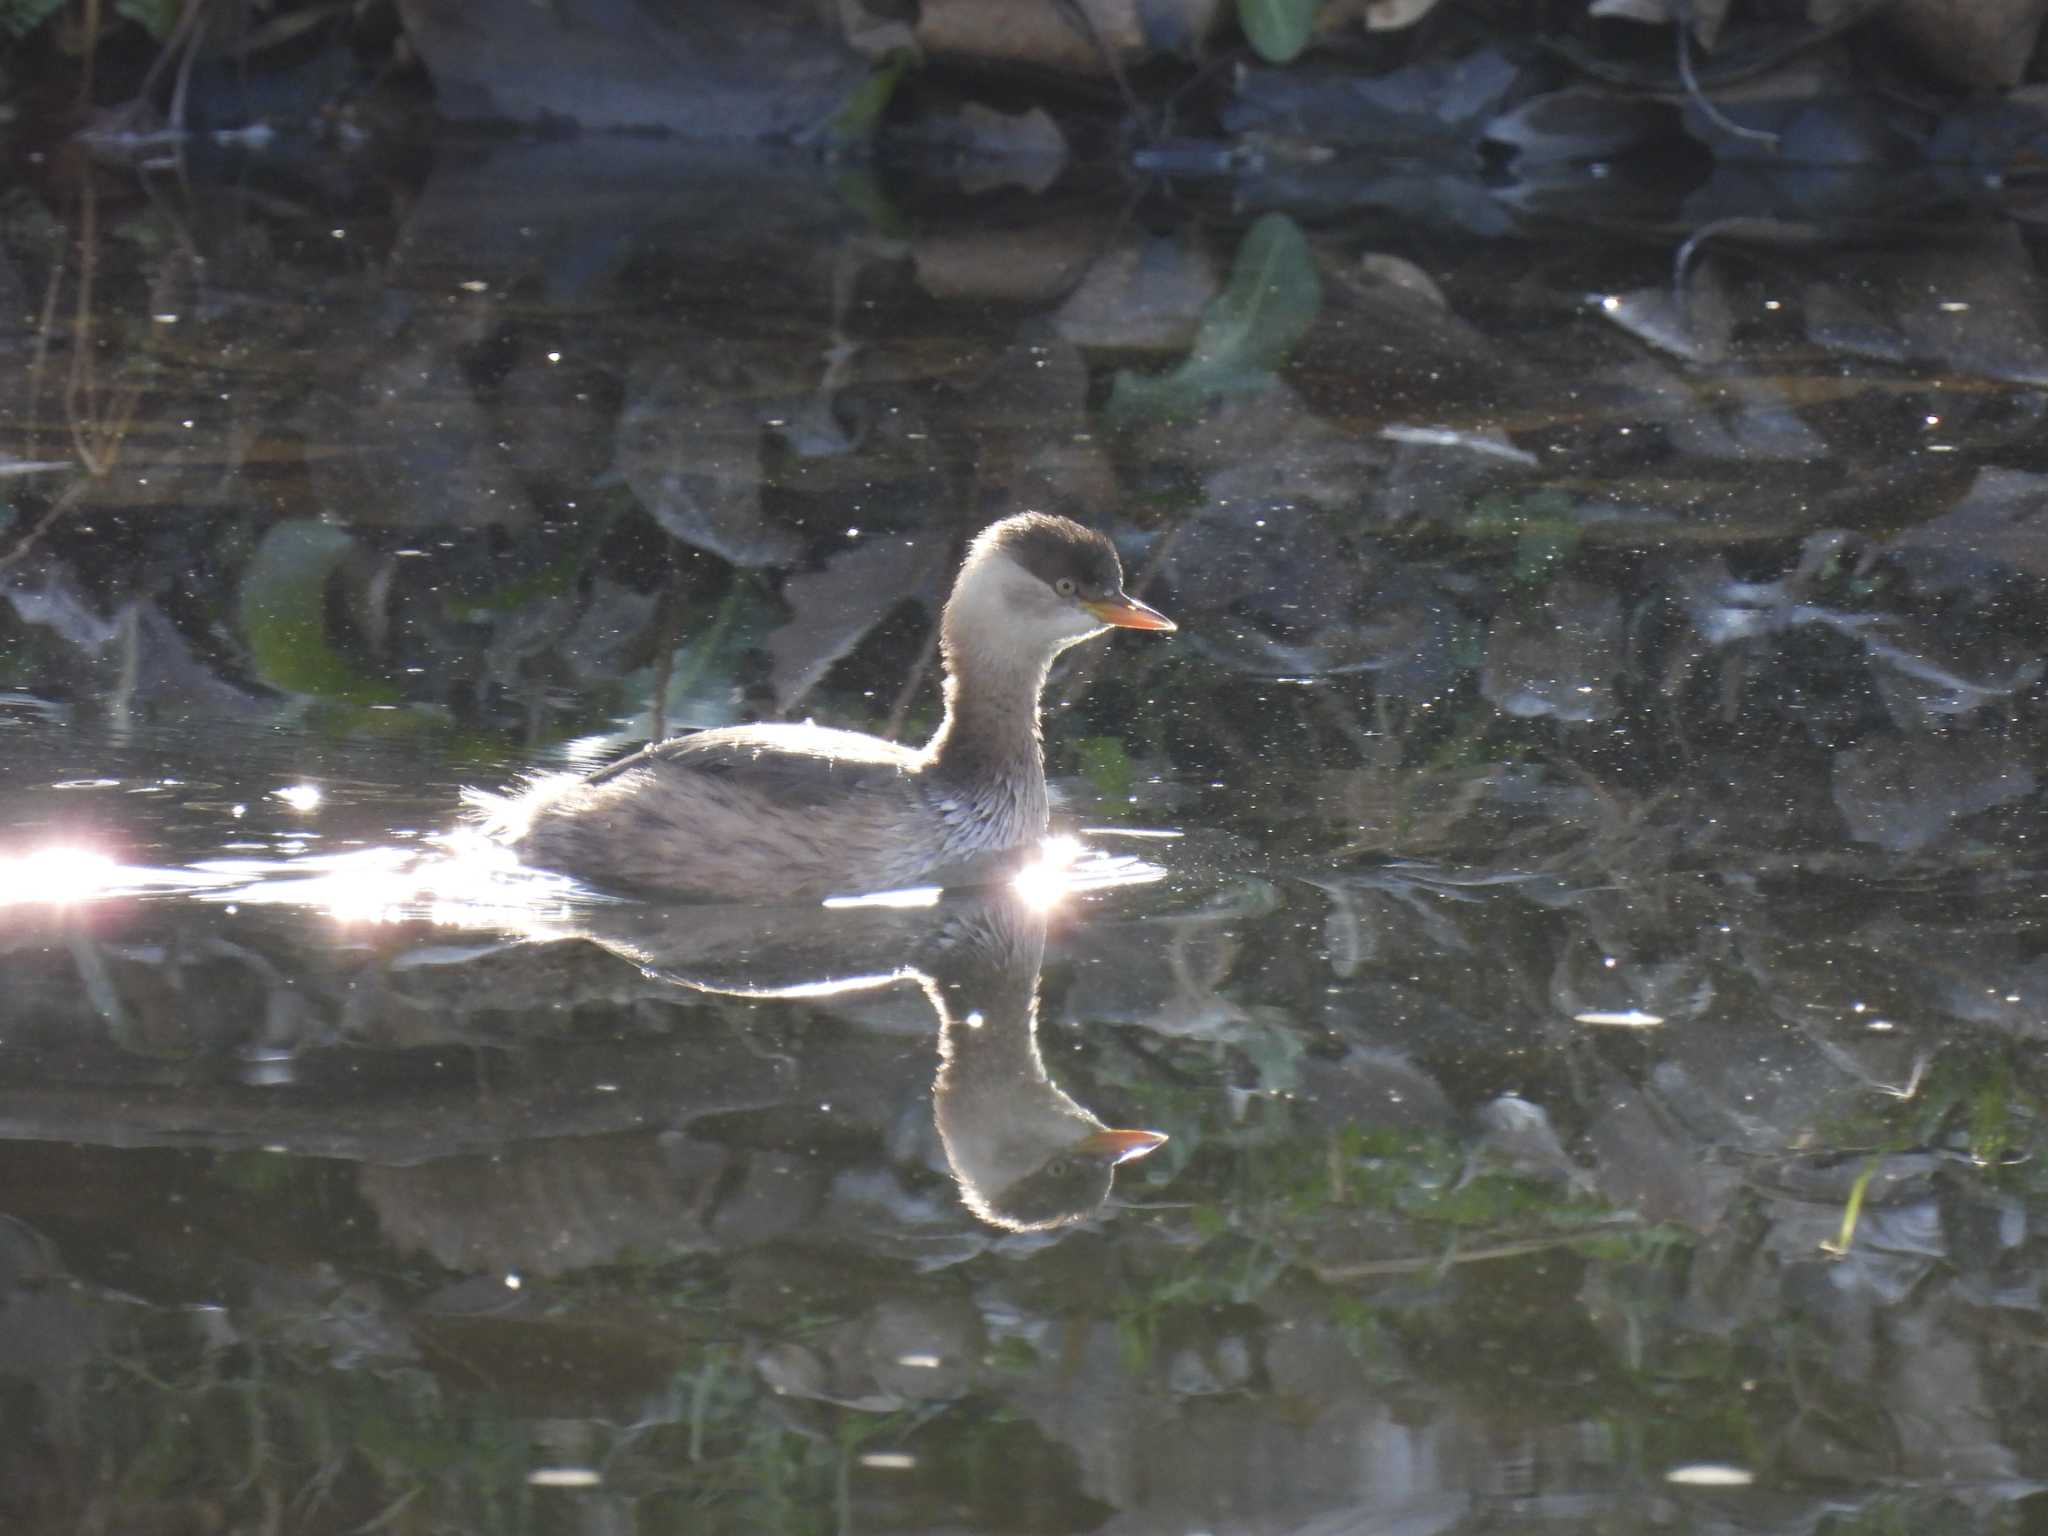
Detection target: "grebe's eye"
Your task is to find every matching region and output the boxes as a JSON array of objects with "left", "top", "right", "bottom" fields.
[{"left": 1055, "top": 576, "right": 1077, "bottom": 596}]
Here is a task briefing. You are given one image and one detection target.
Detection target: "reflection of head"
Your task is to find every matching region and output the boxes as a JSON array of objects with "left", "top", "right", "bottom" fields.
[
  {"left": 927, "top": 889, "right": 1164, "bottom": 1232},
  {"left": 950, "top": 1123, "right": 1168, "bottom": 1232}
]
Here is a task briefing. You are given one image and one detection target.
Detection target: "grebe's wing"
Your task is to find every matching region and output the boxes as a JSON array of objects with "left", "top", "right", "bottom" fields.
[{"left": 594, "top": 723, "right": 923, "bottom": 810}]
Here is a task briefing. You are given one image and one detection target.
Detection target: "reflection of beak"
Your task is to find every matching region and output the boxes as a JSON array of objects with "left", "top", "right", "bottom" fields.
[
  {"left": 1084, "top": 592, "right": 1176, "bottom": 632},
  {"left": 1075, "top": 1127, "right": 1169, "bottom": 1164}
]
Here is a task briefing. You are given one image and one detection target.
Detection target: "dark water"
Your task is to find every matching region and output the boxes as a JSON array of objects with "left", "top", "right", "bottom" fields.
[{"left": 4, "top": 139, "right": 2048, "bottom": 1533}]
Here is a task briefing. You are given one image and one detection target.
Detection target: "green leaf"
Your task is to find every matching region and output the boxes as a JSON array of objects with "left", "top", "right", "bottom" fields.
[
  {"left": 0, "top": 0, "right": 66, "bottom": 37},
  {"left": 1107, "top": 212, "right": 1323, "bottom": 424},
  {"left": 1239, "top": 0, "right": 1320, "bottom": 64},
  {"left": 819, "top": 49, "right": 913, "bottom": 151},
  {"left": 988, "top": 1336, "right": 1041, "bottom": 1373},
  {"left": 1115, "top": 1313, "right": 1152, "bottom": 1374},
  {"left": 617, "top": 582, "right": 779, "bottom": 741},
  {"left": 1463, "top": 489, "right": 1584, "bottom": 587},
  {"left": 237, "top": 521, "right": 399, "bottom": 704},
  {"left": 114, "top": 0, "right": 184, "bottom": 40},
  {"left": 1513, "top": 520, "right": 1582, "bottom": 586},
  {"left": 1076, "top": 735, "right": 1134, "bottom": 800}
]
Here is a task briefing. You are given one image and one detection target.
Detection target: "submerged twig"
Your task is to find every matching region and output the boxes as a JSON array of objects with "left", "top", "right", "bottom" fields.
[
  {"left": 1676, "top": 7, "right": 1779, "bottom": 150},
  {"left": 1311, "top": 1218, "right": 1645, "bottom": 1280},
  {"left": 0, "top": 475, "right": 92, "bottom": 580},
  {"left": 883, "top": 622, "right": 940, "bottom": 742},
  {"left": 1819, "top": 1157, "right": 1880, "bottom": 1257},
  {"left": 1048, "top": 0, "right": 1149, "bottom": 143}
]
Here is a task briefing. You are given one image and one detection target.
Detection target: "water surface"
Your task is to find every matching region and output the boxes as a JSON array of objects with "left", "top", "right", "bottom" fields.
[{"left": 2, "top": 140, "right": 2047, "bottom": 1533}]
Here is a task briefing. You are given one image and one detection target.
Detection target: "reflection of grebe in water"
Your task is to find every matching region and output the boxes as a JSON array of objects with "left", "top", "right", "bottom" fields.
[
  {"left": 576, "top": 883, "right": 1165, "bottom": 1231},
  {"left": 924, "top": 888, "right": 1163, "bottom": 1231},
  {"left": 468, "top": 513, "right": 1173, "bottom": 901}
]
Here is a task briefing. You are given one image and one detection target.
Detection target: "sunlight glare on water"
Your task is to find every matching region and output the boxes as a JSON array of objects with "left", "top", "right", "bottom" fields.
[
  {"left": 0, "top": 845, "right": 118, "bottom": 905},
  {"left": 0, "top": 845, "right": 238, "bottom": 906},
  {"left": 1015, "top": 833, "right": 1167, "bottom": 908},
  {"left": 194, "top": 836, "right": 584, "bottom": 928},
  {"left": 273, "top": 783, "right": 323, "bottom": 812},
  {"left": 1011, "top": 834, "right": 1083, "bottom": 911}
]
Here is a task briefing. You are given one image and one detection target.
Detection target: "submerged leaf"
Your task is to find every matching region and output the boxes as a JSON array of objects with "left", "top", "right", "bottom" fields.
[
  {"left": 0, "top": 0, "right": 62, "bottom": 35},
  {"left": 237, "top": 522, "right": 398, "bottom": 705},
  {"left": 1076, "top": 736, "right": 1135, "bottom": 801},
  {"left": 113, "top": 0, "right": 182, "bottom": 39},
  {"left": 622, "top": 582, "right": 780, "bottom": 741},
  {"left": 767, "top": 534, "right": 949, "bottom": 712},
  {"left": 821, "top": 50, "right": 914, "bottom": 150},
  {"left": 1240, "top": 0, "right": 1320, "bottom": 61},
  {"left": 1194, "top": 213, "right": 1323, "bottom": 374},
  {"left": 1107, "top": 213, "right": 1323, "bottom": 423}
]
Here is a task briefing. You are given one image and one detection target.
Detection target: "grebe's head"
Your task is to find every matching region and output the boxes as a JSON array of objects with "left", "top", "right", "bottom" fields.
[{"left": 949, "top": 512, "right": 1175, "bottom": 659}]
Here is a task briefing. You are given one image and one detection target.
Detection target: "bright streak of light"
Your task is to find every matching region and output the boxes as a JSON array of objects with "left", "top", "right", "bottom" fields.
[
  {"left": 1664, "top": 1463, "right": 1754, "bottom": 1487},
  {"left": 822, "top": 886, "right": 943, "bottom": 910},
  {"left": 560, "top": 734, "right": 623, "bottom": 765},
  {"left": 1574, "top": 1009, "right": 1665, "bottom": 1028},
  {"left": 527, "top": 1469, "right": 601, "bottom": 1488},
  {"left": 681, "top": 968, "right": 920, "bottom": 1002},
  {"left": 858, "top": 1453, "right": 916, "bottom": 1471}
]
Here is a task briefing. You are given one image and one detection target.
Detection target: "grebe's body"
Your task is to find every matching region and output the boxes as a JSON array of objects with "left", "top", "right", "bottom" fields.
[{"left": 470, "top": 513, "right": 1172, "bottom": 901}]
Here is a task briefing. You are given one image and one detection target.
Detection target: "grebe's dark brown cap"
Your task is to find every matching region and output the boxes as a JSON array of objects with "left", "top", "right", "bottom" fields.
[{"left": 971, "top": 513, "right": 1175, "bottom": 631}]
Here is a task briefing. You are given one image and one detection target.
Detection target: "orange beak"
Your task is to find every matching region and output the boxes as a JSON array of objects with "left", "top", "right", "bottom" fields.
[
  {"left": 1085, "top": 592, "right": 1176, "bottom": 632},
  {"left": 1075, "top": 1127, "right": 1169, "bottom": 1164}
]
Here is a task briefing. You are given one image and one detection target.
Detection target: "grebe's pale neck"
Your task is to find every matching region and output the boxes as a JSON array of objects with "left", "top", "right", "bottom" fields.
[{"left": 922, "top": 517, "right": 1172, "bottom": 804}]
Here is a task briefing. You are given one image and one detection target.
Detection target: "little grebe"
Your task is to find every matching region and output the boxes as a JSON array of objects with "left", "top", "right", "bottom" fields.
[{"left": 470, "top": 513, "right": 1174, "bottom": 900}]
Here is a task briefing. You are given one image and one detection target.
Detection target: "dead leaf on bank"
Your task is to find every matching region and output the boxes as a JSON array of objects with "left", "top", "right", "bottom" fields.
[
  {"left": 916, "top": 0, "right": 1225, "bottom": 74},
  {"left": 1587, "top": 0, "right": 1729, "bottom": 49},
  {"left": 1321, "top": 0, "right": 1443, "bottom": 32},
  {"left": 1363, "top": 0, "right": 1441, "bottom": 29},
  {"left": 1883, "top": 0, "right": 2048, "bottom": 89},
  {"left": 832, "top": 0, "right": 917, "bottom": 57}
]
